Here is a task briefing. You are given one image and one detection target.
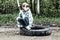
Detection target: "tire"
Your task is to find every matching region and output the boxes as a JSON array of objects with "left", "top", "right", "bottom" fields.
[{"left": 20, "top": 26, "right": 51, "bottom": 36}]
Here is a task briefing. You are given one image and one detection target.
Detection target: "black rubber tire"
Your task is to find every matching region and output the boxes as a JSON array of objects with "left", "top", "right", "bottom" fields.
[{"left": 20, "top": 26, "right": 51, "bottom": 36}]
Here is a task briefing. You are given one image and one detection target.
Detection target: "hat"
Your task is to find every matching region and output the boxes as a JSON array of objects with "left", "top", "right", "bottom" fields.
[{"left": 22, "top": 2, "right": 29, "bottom": 6}]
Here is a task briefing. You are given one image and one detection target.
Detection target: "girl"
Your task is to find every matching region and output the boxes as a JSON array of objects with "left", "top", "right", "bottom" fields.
[{"left": 17, "top": 2, "right": 33, "bottom": 30}]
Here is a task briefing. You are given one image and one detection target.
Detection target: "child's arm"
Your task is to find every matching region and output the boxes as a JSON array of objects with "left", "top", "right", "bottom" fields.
[
  {"left": 16, "top": 10, "right": 22, "bottom": 21},
  {"left": 26, "top": 9, "right": 33, "bottom": 29},
  {"left": 16, "top": 10, "right": 23, "bottom": 27},
  {"left": 28, "top": 9, "right": 33, "bottom": 27},
  {"left": 17, "top": 0, "right": 21, "bottom": 12}
]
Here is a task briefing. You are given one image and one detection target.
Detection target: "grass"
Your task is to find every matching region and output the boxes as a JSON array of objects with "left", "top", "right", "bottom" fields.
[
  {"left": 0, "top": 13, "right": 60, "bottom": 25},
  {"left": 0, "top": 13, "right": 18, "bottom": 25},
  {"left": 33, "top": 15, "right": 60, "bottom": 25}
]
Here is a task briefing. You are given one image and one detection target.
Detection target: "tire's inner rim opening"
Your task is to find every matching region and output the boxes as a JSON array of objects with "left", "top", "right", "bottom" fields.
[{"left": 31, "top": 27, "right": 45, "bottom": 30}]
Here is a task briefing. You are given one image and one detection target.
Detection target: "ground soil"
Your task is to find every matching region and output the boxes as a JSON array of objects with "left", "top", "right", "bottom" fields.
[{"left": 0, "top": 26, "right": 60, "bottom": 40}]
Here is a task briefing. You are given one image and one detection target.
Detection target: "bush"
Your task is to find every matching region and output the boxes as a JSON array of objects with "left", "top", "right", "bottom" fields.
[
  {"left": 40, "top": 0, "right": 60, "bottom": 17},
  {"left": 0, "top": 13, "right": 18, "bottom": 25},
  {"left": 0, "top": 0, "right": 18, "bottom": 14},
  {"left": 0, "top": 0, "right": 60, "bottom": 17}
]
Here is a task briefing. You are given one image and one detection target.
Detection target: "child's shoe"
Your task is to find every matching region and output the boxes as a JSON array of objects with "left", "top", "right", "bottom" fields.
[
  {"left": 26, "top": 26, "right": 31, "bottom": 30},
  {"left": 17, "top": 25, "right": 23, "bottom": 28}
]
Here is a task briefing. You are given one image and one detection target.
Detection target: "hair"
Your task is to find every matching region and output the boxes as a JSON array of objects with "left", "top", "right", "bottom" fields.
[{"left": 20, "top": 1, "right": 30, "bottom": 10}]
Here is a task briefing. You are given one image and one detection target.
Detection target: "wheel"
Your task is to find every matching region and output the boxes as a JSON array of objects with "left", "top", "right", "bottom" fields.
[{"left": 20, "top": 26, "right": 51, "bottom": 36}]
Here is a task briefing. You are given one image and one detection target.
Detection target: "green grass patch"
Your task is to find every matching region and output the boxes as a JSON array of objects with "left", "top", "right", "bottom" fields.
[
  {"left": 0, "top": 13, "right": 60, "bottom": 25},
  {"left": 34, "top": 15, "right": 60, "bottom": 24},
  {"left": 0, "top": 13, "right": 18, "bottom": 25}
]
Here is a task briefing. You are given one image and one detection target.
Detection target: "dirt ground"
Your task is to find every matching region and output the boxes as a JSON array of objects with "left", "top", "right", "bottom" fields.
[{"left": 0, "top": 27, "right": 60, "bottom": 40}]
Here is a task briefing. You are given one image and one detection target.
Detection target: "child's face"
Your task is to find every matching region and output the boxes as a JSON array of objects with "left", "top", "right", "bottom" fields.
[{"left": 22, "top": 2, "right": 29, "bottom": 11}]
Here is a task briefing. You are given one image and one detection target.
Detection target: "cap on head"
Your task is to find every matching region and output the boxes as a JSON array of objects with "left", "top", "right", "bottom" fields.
[{"left": 22, "top": 2, "right": 29, "bottom": 6}]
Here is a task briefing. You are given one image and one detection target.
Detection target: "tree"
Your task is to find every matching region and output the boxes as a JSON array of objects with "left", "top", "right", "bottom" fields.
[
  {"left": 34, "top": 0, "right": 40, "bottom": 15},
  {"left": 30, "top": 0, "right": 32, "bottom": 12},
  {"left": 36, "top": 0, "right": 40, "bottom": 14},
  {"left": 25, "top": 0, "right": 27, "bottom": 2}
]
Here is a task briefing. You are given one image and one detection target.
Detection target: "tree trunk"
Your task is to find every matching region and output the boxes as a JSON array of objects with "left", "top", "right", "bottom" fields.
[
  {"left": 36, "top": 0, "right": 40, "bottom": 14},
  {"left": 25, "top": 0, "right": 27, "bottom": 2},
  {"left": 30, "top": 0, "right": 32, "bottom": 12},
  {"left": 34, "top": 0, "right": 40, "bottom": 15},
  {"left": 34, "top": 0, "right": 36, "bottom": 14}
]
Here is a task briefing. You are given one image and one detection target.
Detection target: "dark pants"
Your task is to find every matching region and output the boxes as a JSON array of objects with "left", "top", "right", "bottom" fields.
[{"left": 18, "top": 17, "right": 29, "bottom": 27}]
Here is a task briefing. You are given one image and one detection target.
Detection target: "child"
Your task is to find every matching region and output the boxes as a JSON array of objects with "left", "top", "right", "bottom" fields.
[{"left": 17, "top": 2, "right": 33, "bottom": 30}]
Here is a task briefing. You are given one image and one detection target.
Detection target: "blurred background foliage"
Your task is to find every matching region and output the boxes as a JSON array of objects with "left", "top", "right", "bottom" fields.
[
  {"left": 40, "top": 0, "right": 60, "bottom": 17},
  {"left": 0, "top": 0, "right": 60, "bottom": 25},
  {"left": 0, "top": 0, "right": 18, "bottom": 14},
  {"left": 0, "top": 0, "right": 60, "bottom": 17}
]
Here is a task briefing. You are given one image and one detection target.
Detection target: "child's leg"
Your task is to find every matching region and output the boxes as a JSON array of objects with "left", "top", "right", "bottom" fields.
[
  {"left": 17, "top": 17, "right": 32, "bottom": 30},
  {"left": 17, "top": 18, "right": 26, "bottom": 27},
  {"left": 23, "top": 17, "right": 32, "bottom": 30},
  {"left": 23, "top": 17, "right": 29, "bottom": 26}
]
